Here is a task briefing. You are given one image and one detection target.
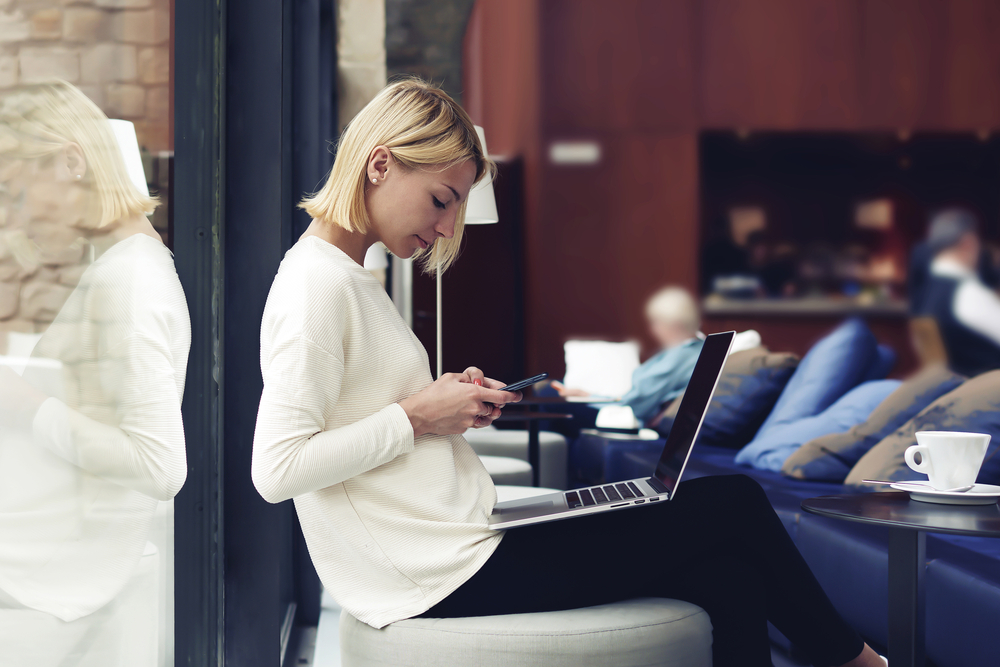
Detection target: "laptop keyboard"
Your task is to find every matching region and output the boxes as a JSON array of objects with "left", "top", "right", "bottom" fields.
[{"left": 565, "top": 481, "right": 647, "bottom": 509}]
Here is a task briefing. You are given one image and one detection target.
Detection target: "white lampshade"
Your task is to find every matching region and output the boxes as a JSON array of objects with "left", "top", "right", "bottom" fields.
[
  {"left": 108, "top": 119, "right": 149, "bottom": 197},
  {"left": 363, "top": 243, "right": 389, "bottom": 270},
  {"left": 465, "top": 126, "right": 498, "bottom": 225}
]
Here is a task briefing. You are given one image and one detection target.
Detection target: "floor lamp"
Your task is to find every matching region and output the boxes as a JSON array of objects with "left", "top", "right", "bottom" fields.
[{"left": 436, "top": 126, "right": 498, "bottom": 378}]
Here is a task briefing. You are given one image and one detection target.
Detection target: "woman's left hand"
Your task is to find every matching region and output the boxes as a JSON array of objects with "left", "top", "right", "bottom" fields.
[{"left": 461, "top": 366, "right": 521, "bottom": 428}]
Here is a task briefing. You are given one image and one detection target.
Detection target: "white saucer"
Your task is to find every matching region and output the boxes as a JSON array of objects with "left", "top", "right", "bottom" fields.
[{"left": 890, "top": 482, "right": 1000, "bottom": 506}]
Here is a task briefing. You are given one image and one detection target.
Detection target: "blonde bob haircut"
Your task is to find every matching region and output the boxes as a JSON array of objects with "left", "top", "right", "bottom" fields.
[
  {"left": 300, "top": 78, "right": 494, "bottom": 274},
  {"left": 0, "top": 80, "right": 157, "bottom": 229}
]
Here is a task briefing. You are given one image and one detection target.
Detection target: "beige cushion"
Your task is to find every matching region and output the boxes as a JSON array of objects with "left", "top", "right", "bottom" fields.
[
  {"left": 340, "top": 597, "right": 712, "bottom": 667},
  {"left": 783, "top": 365, "right": 965, "bottom": 481},
  {"left": 652, "top": 346, "right": 798, "bottom": 444},
  {"left": 846, "top": 370, "right": 1000, "bottom": 486},
  {"left": 479, "top": 455, "right": 532, "bottom": 487}
]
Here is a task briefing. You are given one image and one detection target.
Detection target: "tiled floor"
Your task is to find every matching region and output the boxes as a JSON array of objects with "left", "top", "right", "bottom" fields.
[{"left": 313, "top": 589, "right": 342, "bottom": 667}]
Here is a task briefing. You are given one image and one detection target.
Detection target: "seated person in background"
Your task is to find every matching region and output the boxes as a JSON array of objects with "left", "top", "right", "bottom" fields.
[
  {"left": 553, "top": 287, "right": 705, "bottom": 424},
  {"left": 915, "top": 208, "right": 1000, "bottom": 377},
  {"left": 908, "top": 212, "right": 1000, "bottom": 315}
]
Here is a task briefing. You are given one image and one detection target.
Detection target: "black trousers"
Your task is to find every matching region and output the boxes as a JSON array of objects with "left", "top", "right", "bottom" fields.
[{"left": 422, "top": 475, "right": 864, "bottom": 667}]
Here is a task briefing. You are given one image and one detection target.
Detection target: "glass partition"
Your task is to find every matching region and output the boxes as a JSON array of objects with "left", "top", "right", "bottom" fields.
[{"left": 0, "top": 3, "right": 177, "bottom": 665}]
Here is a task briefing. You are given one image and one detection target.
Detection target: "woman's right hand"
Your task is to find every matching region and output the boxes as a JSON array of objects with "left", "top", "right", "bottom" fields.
[{"left": 399, "top": 371, "right": 522, "bottom": 438}]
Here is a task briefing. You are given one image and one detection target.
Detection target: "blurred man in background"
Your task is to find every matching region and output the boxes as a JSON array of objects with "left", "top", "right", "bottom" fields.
[
  {"left": 913, "top": 208, "right": 1000, "bottom": 377},
  {"left": 554, "top": 287, "right": 705, "bottom": 424}
]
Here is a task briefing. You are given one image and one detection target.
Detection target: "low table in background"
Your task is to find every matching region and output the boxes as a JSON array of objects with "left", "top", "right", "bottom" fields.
[{"left": 802, "top": 492, "right": 1000, "bottom": 667}]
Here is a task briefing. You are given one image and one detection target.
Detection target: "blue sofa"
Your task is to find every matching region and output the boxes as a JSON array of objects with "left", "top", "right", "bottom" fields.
[{"left": 571, "top": 435, "right": 1000, "bottom": 666}]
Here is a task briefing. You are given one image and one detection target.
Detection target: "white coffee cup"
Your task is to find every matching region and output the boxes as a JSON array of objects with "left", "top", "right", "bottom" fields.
[{"left": 904, "top": 431, "right": 991, "bottom": 490}]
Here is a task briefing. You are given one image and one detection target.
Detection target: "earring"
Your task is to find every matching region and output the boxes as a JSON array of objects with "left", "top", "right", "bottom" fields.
[
  {"left": 75, "top": 174, "right": 82, "bottom": 180},
  {"left": 371, "top": 178, "right": 377, "bottom": 184}
]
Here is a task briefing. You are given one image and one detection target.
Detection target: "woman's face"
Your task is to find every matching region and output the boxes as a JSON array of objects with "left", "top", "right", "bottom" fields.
[
  {"left": 0, "top": 146, "right": 88, "bottom": 257},
  {"left": 365, "top": 151, "right": 477, "bottom": 260}
]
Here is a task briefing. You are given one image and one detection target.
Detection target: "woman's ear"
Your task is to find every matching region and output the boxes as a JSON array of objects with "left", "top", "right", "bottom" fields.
[
  {"left": 366, "top": 146, "right": 392, "bottom": 184},
  {"left": 58, "top": 143, "right": 88, "bottom": 182}
]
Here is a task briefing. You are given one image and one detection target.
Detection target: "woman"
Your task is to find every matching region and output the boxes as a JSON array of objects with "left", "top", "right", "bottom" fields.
[
  {"left": 0, "top": 81, "right": 190, "bottom": 665},
  {"left": 252, "top": 79, "right": 883, "bottom": 667}
]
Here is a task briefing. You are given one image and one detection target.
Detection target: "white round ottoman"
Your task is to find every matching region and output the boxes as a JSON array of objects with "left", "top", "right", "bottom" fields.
[
  {"left": 479, "top": 455, "right": 533, "bottom": 487},
  {"left": 339, "top": 597, "right": 713, "bottom": 667}
]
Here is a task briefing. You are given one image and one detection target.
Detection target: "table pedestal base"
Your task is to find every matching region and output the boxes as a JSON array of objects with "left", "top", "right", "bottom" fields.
[{"left": 888, "top": 528, "right": 926, "bottom": 667}]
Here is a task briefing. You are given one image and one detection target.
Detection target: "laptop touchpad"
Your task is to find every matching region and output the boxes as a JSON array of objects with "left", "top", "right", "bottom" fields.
[{"left": 493, "top": 499, "right": 561, "bottom": 517}]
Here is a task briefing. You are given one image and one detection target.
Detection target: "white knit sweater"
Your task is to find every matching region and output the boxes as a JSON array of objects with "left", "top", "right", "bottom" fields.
[
  {"left": 252, "top": 236, "right": 502, "bottom": 628},
  {"left": 0, "top": 234, "right": 190, "bottom": 622}
]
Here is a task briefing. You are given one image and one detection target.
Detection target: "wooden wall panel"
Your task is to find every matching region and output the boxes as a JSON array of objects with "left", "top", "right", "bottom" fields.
[
  {"left": 463, "top": 0, "right": 540, "bottom": 156},
  {"left": 464, "top": 0, "right": 1000, "bottom": 382},
  {"left": 541, "top": 0, "right": 698, "bottom": 132},
  {"left": 940, "top": 0, "right": 1000, "bottom": 130},
  {"left": 528, "top": 133, "right": 699, "bottom": 377},
  {"left": 700, "top": 0, "right": 863, "bottom": 129},
  {"left": 859, "top": 0, "right": 948, "bottom": 129}
]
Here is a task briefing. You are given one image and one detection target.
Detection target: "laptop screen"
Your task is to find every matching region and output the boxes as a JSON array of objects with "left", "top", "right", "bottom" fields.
[{"left": 653, "top": 331, "right": 735, "bottom": 495}]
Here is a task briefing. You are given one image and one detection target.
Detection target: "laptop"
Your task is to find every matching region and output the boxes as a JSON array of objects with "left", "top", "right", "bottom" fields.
[{"left": 488, "top": 330, "right": 735, "bottom": 530}]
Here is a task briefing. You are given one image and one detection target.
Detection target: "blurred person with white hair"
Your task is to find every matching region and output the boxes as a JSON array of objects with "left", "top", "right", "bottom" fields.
[
  {"left": 553, "top": 286, "right": 704, "bottom": 424},
  {"left": 916, "top": 208, "right": 1000, "bottom": 377}
]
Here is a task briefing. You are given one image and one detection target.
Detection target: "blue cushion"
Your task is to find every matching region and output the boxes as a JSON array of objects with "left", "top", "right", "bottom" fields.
[
  {"left": 781, "top": 366, "right": 966, "bottom": 481},
  {"left": 756, "top": 318, "right": 880, "bottom": 435},
  {"left": 735, "top": 380, "right": 901, "bottom": 471},
  {"left": 863, "top": 344, "right": 897, "bottom": 382}
]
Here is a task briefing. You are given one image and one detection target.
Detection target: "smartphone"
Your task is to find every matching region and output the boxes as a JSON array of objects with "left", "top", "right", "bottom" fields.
[{"left": 498, "top": 373, "right": 549, "bottom": 393}]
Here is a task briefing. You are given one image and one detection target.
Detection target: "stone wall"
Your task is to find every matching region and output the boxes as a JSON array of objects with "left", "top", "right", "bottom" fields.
[
  {"left": 337, "top": 0, "right": 386, "bottom": 132},
  {"left": 0, "top": 0, "right": 170, "bottom": 354},
  {"left": 385, "top": 0, "right": 475, "bottom": 104},
  {"left": 0, "top": 0, "right": 171, "bottom": 151}
]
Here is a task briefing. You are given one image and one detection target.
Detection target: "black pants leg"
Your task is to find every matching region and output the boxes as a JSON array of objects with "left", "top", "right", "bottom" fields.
[{"left": 423, "top": 475, "right": 863, "bottom": 667}]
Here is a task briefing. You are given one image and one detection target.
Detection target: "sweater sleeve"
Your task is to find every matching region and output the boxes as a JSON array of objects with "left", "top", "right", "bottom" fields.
[
  {"left": 953, "top": 280, "right": 1000, "bottom": 348},
  {"left": 31, "top": 331, "right": 187, "bottom": 502},
  {"left": 251, "top": 334, "right": 415, "bottom": 504}
]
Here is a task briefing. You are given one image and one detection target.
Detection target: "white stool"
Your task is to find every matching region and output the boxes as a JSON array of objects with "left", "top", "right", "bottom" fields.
[
  {"left": 479, "top": 455, "right": 532, "bottom": 487},
  {"left": 465, "top": 426, "right": 568, "bottom": 489},
  {"left": 340, "top": 484, "right": 711, "bottom": 666},
  {"left": 339, "top": 597, "right": 712, "bottom": 667}
]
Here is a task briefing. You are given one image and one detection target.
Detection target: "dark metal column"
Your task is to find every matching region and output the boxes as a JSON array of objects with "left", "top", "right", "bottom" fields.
[
  {"left": 887, "top": 527, "right": 926, "bottom": 667},
  {"left": 173, "top": 0, "right": 226, "bottom": 664}
]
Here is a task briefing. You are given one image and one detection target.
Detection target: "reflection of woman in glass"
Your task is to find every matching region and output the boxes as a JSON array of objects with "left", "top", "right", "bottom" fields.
[
  {"left": 0, "top": 81, "right": 190, "bottom": 665},
  {"left": 252, "top": 79, "right": 883, "bottom": 667}
]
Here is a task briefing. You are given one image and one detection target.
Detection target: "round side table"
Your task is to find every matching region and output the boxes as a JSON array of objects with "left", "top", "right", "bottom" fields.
[{"left": 802, "top": 491, "right": 1000, "bottom": 667}]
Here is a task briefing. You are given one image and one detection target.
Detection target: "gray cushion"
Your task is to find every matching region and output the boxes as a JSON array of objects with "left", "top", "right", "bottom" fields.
[
  {"left": 653, "top": 346, "right": 799, "bottom": 448},
  {"left": 340, "top": 597, "right": 712, "bottom": 667}
]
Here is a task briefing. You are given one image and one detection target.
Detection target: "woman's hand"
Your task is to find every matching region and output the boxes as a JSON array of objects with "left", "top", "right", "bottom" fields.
[
  {"left": 550, "top": 380, "right": 590, "bottom": 398},
  {"left": 399, "top": 367, "right": 522, "bottom": 438}
]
